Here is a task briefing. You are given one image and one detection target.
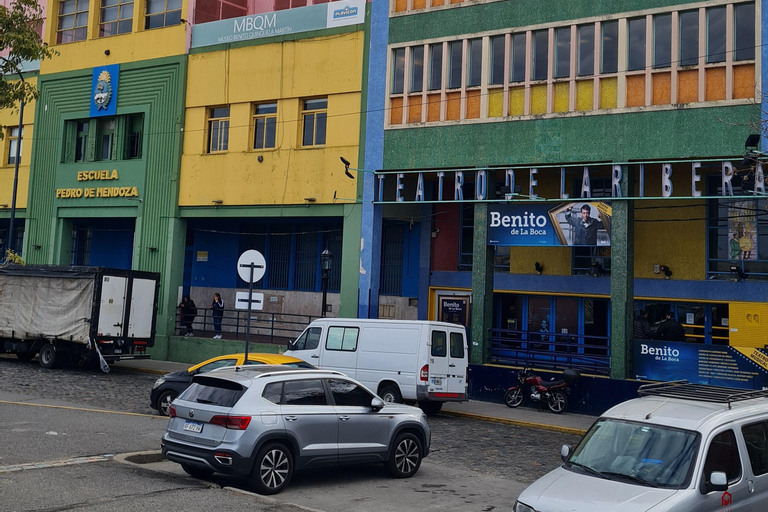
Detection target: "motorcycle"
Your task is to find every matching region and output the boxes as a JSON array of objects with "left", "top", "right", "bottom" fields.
[{"left": 504, "top": 368, "right": 579, "bottom": 413}]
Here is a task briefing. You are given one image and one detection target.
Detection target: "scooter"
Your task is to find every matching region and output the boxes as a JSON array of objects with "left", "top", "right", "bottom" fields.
[{"left": 503, "top": 368, "right": 579, "bottom": 413}]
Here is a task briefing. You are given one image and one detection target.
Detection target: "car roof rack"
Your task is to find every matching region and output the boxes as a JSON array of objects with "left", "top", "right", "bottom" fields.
[{"left": 638, "top": 380, "right": 768, "bottom": 409}]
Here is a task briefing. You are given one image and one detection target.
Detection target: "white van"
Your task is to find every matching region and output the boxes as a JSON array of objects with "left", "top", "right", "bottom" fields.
[
  {"left": 514, "top": 381, "right": 768, "bottom": 512},
  {"left": 285, "top": 318, "right": 468, "bottom": 415}
]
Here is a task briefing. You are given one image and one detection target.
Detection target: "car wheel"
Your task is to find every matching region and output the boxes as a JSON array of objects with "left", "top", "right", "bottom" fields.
[
  {"left": 16, "top": 351, "right": 36, "bottom": 362},
  {"left": 547, "top": 390, "right": 567, "bottom": 414},
  {"left": 504, "top": 388, "right": 524, "bottom": 408},
  {"left": 39, "top": 343, "right": 59, "bottom": 369},
  {"left": 387, "top": 432, "right": 423, "bottom": 478},
  {"left": 379, "top": 384, "right": 403, "bottom": 404},
  {"left": 181, "top": 464, "right": 214, "bottom": 479},
  {"left": 156, "top": 390, "right": 178, "bottom": 416},
  {"left": 418, "top": 401, "right": 442, "bottom": 416},
  {"left": 250, "top": 442, "right": 293, "bottom": 495}
]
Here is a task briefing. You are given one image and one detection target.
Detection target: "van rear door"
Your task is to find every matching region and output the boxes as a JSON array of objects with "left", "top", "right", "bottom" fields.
[{"left": 427, "top": 328, "right": 466, "bottom": 401}]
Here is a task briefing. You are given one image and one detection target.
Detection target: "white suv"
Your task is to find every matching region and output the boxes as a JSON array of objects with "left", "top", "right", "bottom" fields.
[
  {"left": 514, "top": 381, "right": 768, "bottom": 512},
  {"left": 161, "top": 366, "right": 431, "bottom": 494}
]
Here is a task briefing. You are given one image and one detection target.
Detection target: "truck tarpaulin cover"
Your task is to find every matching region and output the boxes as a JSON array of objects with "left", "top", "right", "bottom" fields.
[{"left": 0, "top": 271, "right": 94, "bottom": 343}]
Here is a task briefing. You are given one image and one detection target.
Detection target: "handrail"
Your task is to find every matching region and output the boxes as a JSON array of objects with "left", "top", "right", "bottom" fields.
[{"left": 176, "top": 307, "right": 317, "bottom": 344}]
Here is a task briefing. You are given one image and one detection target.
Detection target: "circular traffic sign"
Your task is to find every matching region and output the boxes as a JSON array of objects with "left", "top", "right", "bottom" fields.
[{"left": 237, "top": 250, "right": 266, "bottom": 283}]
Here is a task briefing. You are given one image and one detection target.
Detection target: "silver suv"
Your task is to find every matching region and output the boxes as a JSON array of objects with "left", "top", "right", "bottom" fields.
[{"left": 161, "top": 366, "right": 431, "bottom": 494}]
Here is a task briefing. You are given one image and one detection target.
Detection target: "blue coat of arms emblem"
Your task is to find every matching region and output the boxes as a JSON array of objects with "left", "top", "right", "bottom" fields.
[{"left": 94, "top": 70, "right": 113, "bottom": 111}]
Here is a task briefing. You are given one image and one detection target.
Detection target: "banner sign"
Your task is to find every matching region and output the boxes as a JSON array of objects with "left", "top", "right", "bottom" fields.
[
  {"left": 634, "top": 340, "right": 768, "bottom": 390},
  {"left": 90, "top": 64, "right": 119, "bottom": 117},
  {"left": 488, "top": 202, "right": 611, "bottom": 247},
  {"left": 191, "top": 0, "right": 365, "bottom": 48},
  {"left": 439, "top": 296, "right": 470, "bottom": 327}
]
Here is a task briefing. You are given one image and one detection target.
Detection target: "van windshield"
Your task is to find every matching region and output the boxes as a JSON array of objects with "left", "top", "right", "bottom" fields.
[
  {"left": 293, "top": 327, "right": 321, "bottom": 350},
  {"left": 566, "top": 419, "right": 700, "bottom": 489}
]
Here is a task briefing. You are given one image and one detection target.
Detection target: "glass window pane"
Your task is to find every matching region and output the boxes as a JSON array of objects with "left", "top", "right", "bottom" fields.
[
  {"left": 265, "top": 117, "right": 276, "bottom": 148},
  {"left": 707, "top": 7, "right": 726, "bottom": 63},
  {"left": 254, "top": 118, "right": 265, "bottom": 149},
  {"left": 511, "top": 33, "right": 526, "bottom": 82},
  {"left": 735, "top": 3, "right": 755, "bottom": 61},
  {"left": 304, "top": 98, "right": 326, "bottom": 110},
  {"left": 628, "top": 18, "right": 646, "bottom": 71},
  {"left": 467, "top": 38, "right": 482, "bottom": 87},
  {"left": 411, "top": 46, "right": 424, "bottom": 93},
  {"left": 146, "top": 14, "right": 163, "bottom": 29},
  {"left": 555, "top": 27, "right": 570, "bottom": 78},
  {"left": 448, "top": 41, "right": 462, "bottom": 89},
  {"left": 256, "top": 103, "right": 277, "bottom": 114},
  {"left": 680, "top": 10, "right": 699, "bottom": 66},
  {"left": 429, "top": 43, "right": 443, "bottom": 90},
  {"left": 101, "top": 6, "right": 118, "bottom": 21},
  {"left": 654, "top": 14, "right": 672, "bottom": 68},
  {"left": 303, "top": 113, "right": 314, "bottom": 145},
  {"left": 211, "top": 107, "right": 229, "bottom": 118},
  {"left": 533, "top": 30, "right": 548, "bottom": 81},
  {"left": 121, "top": 4, "right": 133, "bottom": 19},
  {"left": 578, "top": 24, "right": 594, "bottom": 76},
  {"left": 168, "top": 0, "right": 182, "bottom": 10},
  {"left": 220, "top": 120, "right": 229, "bottom": 150},
  {"left": 165, "top": 10, "right": 181, "bottom": 26},
  {"left": 146, "top": 0, "right": 163, "bottom": 14},
  {"left": 315, "top": 112, "right": 326, "bottom": 145},
  {"left": 76, "top": 12, "right": 89, "bottom": 26},
  {"left": 61, "top": 0, "right": 76, "bottom": 14},
  {"left": 431, "top": 331, "right": 447, "bottom": 357},
  {"left": 490, "top": 36, "right": 505, "bottom": 85},
  {"left": 602, "top": 21, "right": 618, "bottom": 73},
  {"left": 59, "top": 15, "right": 75, "bottom": 29},
  {"left": 118, "top": 19, "right": 132, "bottom": 33},
  {"left": 392, "top": 48, "right": 405, "bottom": 94}
]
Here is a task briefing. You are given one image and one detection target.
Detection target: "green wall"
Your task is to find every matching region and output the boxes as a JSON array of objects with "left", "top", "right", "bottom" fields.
[
  {"left": 383, "top": 106, "right": 759, "bottom": 169},
  {"left": 26, "top": 56, "right": 188, "bottom": 355}
]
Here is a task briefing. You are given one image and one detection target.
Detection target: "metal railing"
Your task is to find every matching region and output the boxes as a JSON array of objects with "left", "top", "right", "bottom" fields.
[
  {"left": 490, "top": 327, "right": 611, "bottom": 376},
  {"left": 176, "top": 308, "right": 317, "bottom": 346}
]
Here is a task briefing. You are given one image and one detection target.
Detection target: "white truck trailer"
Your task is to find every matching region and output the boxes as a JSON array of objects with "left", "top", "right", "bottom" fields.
[{"left": 0, "top": 265, "right": 160, "bottom": 371}]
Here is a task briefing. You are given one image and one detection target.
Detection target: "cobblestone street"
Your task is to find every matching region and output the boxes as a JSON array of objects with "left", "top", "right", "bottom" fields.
[{"left": 0, "top": 355, "right": 581, "bottom": 484}]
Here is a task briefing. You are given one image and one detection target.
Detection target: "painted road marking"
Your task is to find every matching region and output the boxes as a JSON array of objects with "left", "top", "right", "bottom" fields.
[
  {"left": 0, "top": 399, "right": 165, "bottom": 419},
  {"left": 0, "top": 455, "right": 114, "bottom": 474}
]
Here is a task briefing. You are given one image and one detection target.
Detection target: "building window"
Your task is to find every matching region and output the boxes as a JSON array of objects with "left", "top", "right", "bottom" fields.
[
  {"left": 428, "top": 43, "right": 443, "bottom": 91},
  {"left": 707, "top": 6, "right": 727, "bottom": 63},
  {"left": 554, "top": 27, "right": 570, "bottom": 78},
  {"left": 532, "top": 30, "right": 548, "bottom": 81},
  {"left": 601, "top": 20, "right": 618, "bottom": 73},
  {"left": 392, "top": 48, "right": 405, "bottom": 94},
  {"left": 448, "top": 41, "right": 462, "bottom": 89},
  {"left": 100, "top": 0, "right": 133, "bottom": 37},
  {"left": 145, "top": 0, "right": 182, "bottom": 29},
  {"left": 628, "top": 17, "right": 646, "bottom": 71},
  {"left": 97, "top": 118, "right": 116, "bottom": 160},
  {"left": 653, "top": 13, "right": 672, "bottom": 68},
  {"left": 577, "top": 24, "right": 594, "bottom": 76},
  {"left": 679, "top": 10, "right": 699, "bottom": 66},
  {"left": 75, "top": 121, "right": 89, "bottom": 162},
  {"left": 301, "top": 98, "right": 327, "bottom": 147},
  {"left": 467, "top": 38, "right": 482, "bottom": 87},
  {"left": 125, "top": 114, "right": 143, "bottom": 159},
  {"left": 57, "top": 0, "right": 90, "bottom": 44},
  {"left": 194, "top": 0, "right": 247, "bottom": 24},
  {"left": 490, "top": 36, "right": 505, "bottom": 85},
  {"left": 253, "top": 103, "right": 277, "bottom": 149},
  {"left": 207, "top": 107, "right": 230, "bottom": 153},
  {"left": 6, "top": 127, "right": 22, "bottom": 165},
  {"left": 734, "top": 2, "right": 755, "bottom": 61},
  {"left": 511, "top": 33, "right": 526, "bottom": 82},
  {"left": 380, "top": 221, "right": 404, "bottom": 295},
  {"left": 410, "top": 46, "right": 424, "bottom": 93}
]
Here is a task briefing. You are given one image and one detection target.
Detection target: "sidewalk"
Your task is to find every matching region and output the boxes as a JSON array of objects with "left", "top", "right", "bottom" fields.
[{"left": 114, "top": 358, "right": 595, "bottom": 436}]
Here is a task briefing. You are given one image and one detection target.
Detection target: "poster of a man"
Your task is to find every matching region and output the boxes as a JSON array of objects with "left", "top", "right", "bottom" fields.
[{"left": 549, "top": 202, "right": 611, "bottom": 246}]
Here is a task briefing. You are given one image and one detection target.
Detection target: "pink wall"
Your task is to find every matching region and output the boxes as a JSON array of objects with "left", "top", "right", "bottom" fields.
[{"left": 0, "top": 0, "right": 48, "bottom": 59}]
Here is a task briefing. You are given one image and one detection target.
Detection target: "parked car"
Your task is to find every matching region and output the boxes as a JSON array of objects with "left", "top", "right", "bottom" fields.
[
  {"left": 161, "top": 366, "right": 431, "bottom": 494},
  {"left": 513, "top": 381, "right": 768, "bottom": 512},
  {"left": 150, "top": 353, "right": 315, "bottom": 416}
]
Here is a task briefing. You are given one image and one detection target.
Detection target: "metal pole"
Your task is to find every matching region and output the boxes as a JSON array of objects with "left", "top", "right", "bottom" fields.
[
  {"left": 7, "top": 74, "right": 24, "bottom": 256},
  {"left": 321, "top": 269, "right": 328, "bottom": 318},
  {"left": 244, "top": 263, "right": 254, "bottom": 361}
]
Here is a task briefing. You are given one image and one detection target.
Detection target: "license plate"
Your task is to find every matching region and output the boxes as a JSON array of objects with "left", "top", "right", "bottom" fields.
[
  {"left": 114, "top": 349, "right": 122, "bottom": 354},
  {"left": 183, "top": 420, "right": 203, "bottom": 433}
]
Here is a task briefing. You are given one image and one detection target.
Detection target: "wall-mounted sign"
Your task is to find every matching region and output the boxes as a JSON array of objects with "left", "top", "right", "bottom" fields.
[
  {"left": 439, "top": 296, "right": 470, "bottom": 327},
  {"left": 191, "top": 0, "right": 365, "bottom": 48},
  {"left": 55, "top": 169, "right": 139, "bottom": 200},
  {"left": 488, "top": 202, "right": 611, "bottom": 247},
  {"left": 196, "top": 251, "right": 208, "bottom": 262},
  {"left": 90, "top": 64, "right": 119, "bottom": 117}
]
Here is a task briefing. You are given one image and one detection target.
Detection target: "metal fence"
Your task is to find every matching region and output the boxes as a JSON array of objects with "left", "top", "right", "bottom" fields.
[
  {"left": 176, "top": 308, "right": 317, "bottom": 346},
  {"left": 490, "top": 327, "right": 611, "bottom": 376}
]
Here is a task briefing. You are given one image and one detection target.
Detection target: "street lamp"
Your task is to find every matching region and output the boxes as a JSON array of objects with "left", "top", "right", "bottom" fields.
[
  {"left": 1, "top": 57, "right": 25, "bottom": 257},
  {"left": 320, "top": 248, "right": 333, "bottom": 317}
]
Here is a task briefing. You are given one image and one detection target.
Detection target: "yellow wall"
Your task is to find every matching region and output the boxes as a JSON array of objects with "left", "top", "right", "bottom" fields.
[
  {"left": 41, "top": 0, "right": 187, "bottom": 74},
  {"left": 180, "top": 32, "right": 363, "bottom": 206},
  {"left": 0, "top": 77, "right": 37, "bottom": 211}
]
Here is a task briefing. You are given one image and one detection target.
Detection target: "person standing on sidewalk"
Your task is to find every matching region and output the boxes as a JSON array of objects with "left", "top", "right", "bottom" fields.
[
  {"left": 179, "top": 296, "right": 197, "bottom": 337},
  {"left": 210, "top": 292, "right": 224, "bottom": 339}
]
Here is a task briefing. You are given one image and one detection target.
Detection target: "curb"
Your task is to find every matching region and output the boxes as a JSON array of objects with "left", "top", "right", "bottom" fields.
[{"left": 440, "top": 410, "right": 587, "bottom": 436}]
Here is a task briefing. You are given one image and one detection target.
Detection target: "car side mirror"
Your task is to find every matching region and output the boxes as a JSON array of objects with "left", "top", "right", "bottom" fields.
[
  {"left": 560, "top": 444, "right": 572, "bottom": 463},
  {"left": 371, "top": 397, "right": 385, "bottom": 411},
  {"left": 286, "top": 340, "right": 295, "bottom": 350},
  {"left": 708, "top": 471, "right": 728, "bottom": 492}
]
